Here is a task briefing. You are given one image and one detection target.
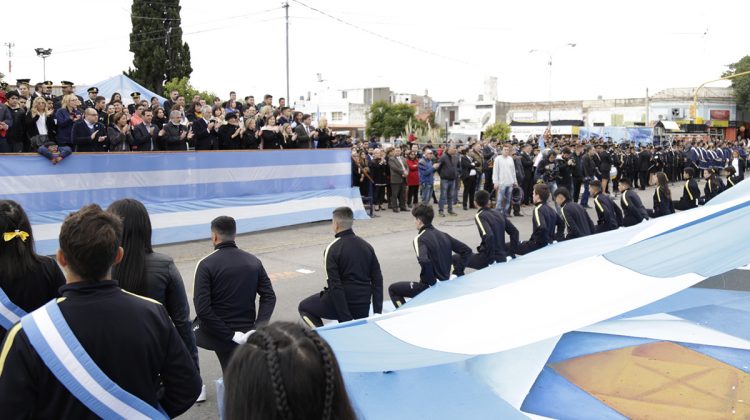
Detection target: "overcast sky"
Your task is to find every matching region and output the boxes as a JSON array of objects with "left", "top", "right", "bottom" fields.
[{"left": 3, "top": 0, "right": 748, "bottom": 103}]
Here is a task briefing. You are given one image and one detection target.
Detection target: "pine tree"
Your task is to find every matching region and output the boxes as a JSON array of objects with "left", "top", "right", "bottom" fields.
[{"left": 127, "top": 0, "right": 192, "bottom": 95}]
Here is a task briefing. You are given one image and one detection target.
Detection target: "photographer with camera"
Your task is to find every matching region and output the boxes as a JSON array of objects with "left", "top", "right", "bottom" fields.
[{"left": 535, "top": 150, "right": 561, "bottom": 197}]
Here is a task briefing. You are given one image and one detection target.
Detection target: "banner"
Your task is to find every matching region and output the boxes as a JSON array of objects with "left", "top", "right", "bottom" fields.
[
  {"left": 0, "top": 150, "right": 366, "bottom": 255},
  {"left": 578, "top": 127, "right": 653, "bottom": 144}
]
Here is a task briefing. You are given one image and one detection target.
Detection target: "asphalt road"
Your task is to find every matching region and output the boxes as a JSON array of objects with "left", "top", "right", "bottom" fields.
[{"left": 171, "top": 181, "right": 699, "bottom": 419}]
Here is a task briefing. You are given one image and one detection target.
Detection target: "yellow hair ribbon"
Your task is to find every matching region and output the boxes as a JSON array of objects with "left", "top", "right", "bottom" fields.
[{"left": 3, "top": 230, "right": 29, "bottom": 242}]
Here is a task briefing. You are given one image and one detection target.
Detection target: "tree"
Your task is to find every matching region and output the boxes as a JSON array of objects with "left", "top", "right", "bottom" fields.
[
  {"left": 366, "top": 102, "right": 418, "bottom": 138},
  {"left": 163, "top": 77, "right": 216, "bottom": 103},
  {"left": 482, "top": 122, "right": 511, "bottom": 140},
  {"left": 723, "top": 55, "right": 750, "bottom": 111},
  {"left": 127, "top": 0, "right": 192, "bottom": 95}
]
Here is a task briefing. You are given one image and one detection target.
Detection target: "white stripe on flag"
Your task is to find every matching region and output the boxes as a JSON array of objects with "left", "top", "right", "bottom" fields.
[
  {"left": 0, "top": 302, "right": 21, "bottom": 326},
  {"left": 2, "top": 163, "right": 351, "bottom": 195},
  {"left": 33, "top": 194, "right": 365, "bottom": 241},
  {"left": 32, "top": 308, "right": 152, "bottom": 420}
]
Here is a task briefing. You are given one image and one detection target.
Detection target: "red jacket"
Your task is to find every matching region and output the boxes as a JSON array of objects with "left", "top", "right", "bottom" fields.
[{"left": 406, "top": 158, "right": 420, "bottom": 186}]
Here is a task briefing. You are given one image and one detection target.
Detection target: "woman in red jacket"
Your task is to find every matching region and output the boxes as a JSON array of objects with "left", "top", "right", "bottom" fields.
[{"left": 406, "top": 150, "right": 421, "bottom": 207}]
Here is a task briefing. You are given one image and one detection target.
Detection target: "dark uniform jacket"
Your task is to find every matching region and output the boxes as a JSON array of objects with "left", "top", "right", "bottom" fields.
[
  {"left": 323, "top": 229, "right": 384, "bottom": 322},
  {"left": 593, "top": 192, "right": 619, "bottom": 233},
  {"left": 0, "top": 281, "right": 201, "bottom": 419},
  {"left": 703, "top": 177, "right": 724, "bottom": 203},
  {"left": 530, "top": 202, "right": 565, "bottom": 246},
  {"left": 620, "top": 189, "right": 649, "bottom": 226},
  {"left": 559, "top": 201, "right": 595, "bottom": 240},
  {"left": 193, "top": 241, "right": 276, "bottom": 351},
  {"left": 652, "top": 186, "right": 674, "bottom": 217},
  {"left": 474, "top": 208, "right": 519, "bottom": 262},
  {"left": 0, "top": 257, "right": 65, "bottom": 343},
  {"left": 414, "top": 225, "right": 471, "bottom": 286},
  {"left": 678, "top": 179, "right": 701, "bottom": 209}
]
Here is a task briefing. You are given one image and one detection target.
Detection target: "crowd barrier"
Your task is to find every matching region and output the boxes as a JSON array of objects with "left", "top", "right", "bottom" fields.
[{"left": 0, "top": 150, "right": 367, "bottom": 255}]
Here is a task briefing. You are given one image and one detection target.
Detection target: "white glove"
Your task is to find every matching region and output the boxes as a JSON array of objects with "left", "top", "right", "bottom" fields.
[{"left": 232, "top": 331, "right": 247, "bottom": 345}]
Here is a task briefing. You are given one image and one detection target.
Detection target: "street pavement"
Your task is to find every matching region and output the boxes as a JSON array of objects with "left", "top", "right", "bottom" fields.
[{"left": 172, "top": 181, "right": 696, "bottom": 419}]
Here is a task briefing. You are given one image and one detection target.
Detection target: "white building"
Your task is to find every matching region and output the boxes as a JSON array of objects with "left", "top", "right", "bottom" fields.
[{"left": 296, "top": 87, "right": 391, "bottom": 133}]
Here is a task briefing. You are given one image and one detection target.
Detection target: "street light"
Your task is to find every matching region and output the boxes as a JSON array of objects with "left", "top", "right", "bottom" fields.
[
  {"left": 530, "top": 43, "right": 576, "bottom": 136},
  {"left": 34, "top": 48, "right": 52, "bottom": 81}
]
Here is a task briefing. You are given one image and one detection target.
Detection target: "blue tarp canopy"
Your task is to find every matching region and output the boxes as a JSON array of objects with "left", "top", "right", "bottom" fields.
[{"left": 75, "top": 74, "right": 167, "bottom": 105}]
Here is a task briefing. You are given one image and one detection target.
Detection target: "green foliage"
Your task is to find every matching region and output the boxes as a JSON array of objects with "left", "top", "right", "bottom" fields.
[
  {"left": 163, "top": 77, "right": 216, "bottom": 103},
  {"left": 126, "top": 0, "right": 192, "bottom": 95},
  {"left": 405, "top": 118, "right": 443, "bottom": 144},
  {"left": 366, "top": 101, "right": 419, "bottom": 138},
  {"left": 723, "top": 56, "right": 750, "bottom": 111},
  {"left": 482, "top": 122, "right": 511, "bottom": 140}
]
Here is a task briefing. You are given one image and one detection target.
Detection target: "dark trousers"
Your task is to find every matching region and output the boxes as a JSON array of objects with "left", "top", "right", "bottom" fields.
[
  {"left": 638, "top": 171, "right": 649, "bottom": 190},
  {"left": 388, "top": 281, "right": 429, "bottom": 307},
  {"left": 572, "top": 178, "right": 583, "bottom": 203},
  {"left": 623, "top": 215, "right": 644, "bottom": 227},
  {"left": 509, "top": 240, "right": 545, "bottom": 256},
  {"left": 462, "top": 176, "right": 477, "bottom": 208},
  {"left": 483, "top": 169, "right": 494, "bottom": 192},
  {"left": 522, "top": 173, "right": 534, "bottom": 205},
  {"left": 298, "top": 291, "right": 369, "bottom": 328},
  {"left": 374, "top": 185, "right": 386, "bottom": 205},
  {"left": 390, "top": 183, "right": 407, "bottom": 210},
  {"left": 451, "top": 252, "right": 499, "bottom": 275},
  {"left": 407, "top": 185, "right": 419, "bottom": 206},
  {"left": 216, "top": 345, "right": 238, "bottom": 373},
  {"left": 673, "top": 199, "right": 697, "bottom": 211}
]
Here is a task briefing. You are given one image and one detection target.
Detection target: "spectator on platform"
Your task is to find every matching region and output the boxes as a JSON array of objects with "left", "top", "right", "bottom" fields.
[
  {"left": 159, "top": 110, "right": 190, "bottom": 151},
  {"left": 315, "top": 118, "right": 334, "bottom": 149},
  {"left": 37, "top": 141, "right": 72, "bottom": 164},
  {"left": 24, "top": 97, "right": 56, "bottom": 149},
  {"left": 108, "top": 112, "right": 133, "bottom": 152},
  {"left": 129, "top": 104, "right": 145, "bottom": 127},
  {"left": 192, "top": 105, "right": 218, "bottom": 151},
  {"left": 0, "top": 200, "right": 66, "bottom": 342},
  {"left": 153, "top": 107, "right": 167, "bottom": 131},
  {"left": 281, "top": 123, "right": 297, "bottom": 148},
  {"left": 54, "top": 94, "right": 81, "bottom": 150},
  {"left": 224, "top": 322, "right": 356, "bottom": 420},
  {"left": 218, "top": 112, "right": 244, "bottom": 150},
  {"left": 163, "top": 90, "right": 179, "bottom": 114},
  {"left": 107, "top": 92, "right": 122, "bottom": 107},
  {"left": 260, "top": 115, "right": 283, "bottom": 150},
  {"left": 132, "top": 109, "right": 158, "bottom": 151},
  {"left": 242, "top": 118, "right": 260, "bottom": 149},
  {"left": 72, "top": 107, "right": 107, "bottom": 152},
  {"left": 293, "top": 114, "right": 313, "bottom": 149}
]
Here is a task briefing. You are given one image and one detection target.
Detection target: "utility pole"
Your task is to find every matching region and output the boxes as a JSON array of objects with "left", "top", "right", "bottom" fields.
[
  {"left": 4, "top": 42, "right": 14, "bottom": 74},
  {"left": 283, "top": 2, "right": 290, "bottom": 104}
]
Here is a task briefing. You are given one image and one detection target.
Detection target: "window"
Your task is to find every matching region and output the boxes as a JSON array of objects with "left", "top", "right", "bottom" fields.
[
  {"left": 342, "top": 91, "right": 348, "bottom": 99},
  {"left": 475, "top": 104, "right": 492, "bottom": 109},
  {"left": 332, "top": 112, "right": 344, "bottom": 121}
]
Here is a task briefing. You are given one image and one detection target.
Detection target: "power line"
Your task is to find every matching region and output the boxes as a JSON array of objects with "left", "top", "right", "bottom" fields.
[{"left": 289, "top": 0, "right": 473, "bottom": 66}]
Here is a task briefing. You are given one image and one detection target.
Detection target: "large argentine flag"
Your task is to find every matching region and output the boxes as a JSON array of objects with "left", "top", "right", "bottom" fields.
[{"left": 0, "top": 150, "right": 366, "bottom": 255}]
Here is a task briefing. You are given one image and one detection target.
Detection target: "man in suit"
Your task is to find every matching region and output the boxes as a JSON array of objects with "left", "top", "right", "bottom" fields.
[
  {"left": 293, "top": 113, "right": 313, "bottom": 149},
  {"left": 132, "top": 109, "right": 158, "bottom": 151},
  {"left": 0, "top": 100, "right": 12, "bottom": 153},
  {"left": 389, "top": 147, "right": 409, "bottom": 212},
  {"left": 520, "top": 143, "right": 535, "bottom": 205},
  {"left": 191, "top": 105, "right": 217, "bottom": 150},
  {"left": 159, "top": 110, "right": 190, "bottom": 151},
  {"left": 4, "top": 91, "right": 26, "bottom": 152},
  {"left": 84, "top": 87, "right": 99, "bottom": 109},
  {"left": 637, "top": 146, "right": 652, "bottom": 190},
  {"left": 72, "top": 108, "right": 107, "bottom": 152}
]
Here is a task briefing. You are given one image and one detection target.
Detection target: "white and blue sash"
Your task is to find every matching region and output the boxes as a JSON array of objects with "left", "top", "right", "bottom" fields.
[
  {"left": 0, "top": 287, "right": 26, "bottom": 330},
  {"left": 21, "top": 300, "right": 168, "bottom": 420}
]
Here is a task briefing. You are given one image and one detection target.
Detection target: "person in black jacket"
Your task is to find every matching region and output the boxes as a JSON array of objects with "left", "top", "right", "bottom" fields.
[
  {"left": 0, "top": 204, "right": 201, "bottom": 419},
  {"left": 511, "top": 183, "right": 564, "bottom": 256},
  {"left": 217, "top": 112, "right": 244, "bottom": 150},
  {"left": 571, "top": 144, "right": 585, "bottom": 203},
  {"left": 597, "top": 144, "right": 612, "bottom": 193},
  {"left": 590, "top": 180, "right": 619, "bottom": 233},
  {"left": 389, "top": 204, "right": 471, "bottom": 307},
  {"left": 298, "top": 207, "right": 383, "bottom": 328},
  {"left": 0, "top": 200, "right": 65, "bottom": 343},
  {"left": 649, "top": 172, "right": 674, "bottom": 218},
  {"left": 106, "top": 199, "right": 203, "bottom": 398},
  {"left": 703, "top": 168, "right": 724, "bottom": 204},
  {"left": 638, "top": 147, "right": 652, "bottom": 190},
  {"left": 618, "top": 178, "right": 649, "bottom": 227},
  {"left": 131, "top": 109, "right": 158, "bottom": 152},
  {"left": 453, "top": 190, "right": 519, "bottom": 274},
  {"left": 553, "top": 187, "right": 595, "bottom": 240},
  {"left": 72, "top": 108, "right": 107, "bottom": 152},
  {"left": 159, "top": 111, "right": 190, "bottom": 151},
  {"left": 192, "top": 105, "right": 218, "bottom": 151},
  {"left": 193, "top": 216, "right": 276, "bottom": 372},
  {"left": 519, "top": 143, "right": 535, "bottom": 205},
  {"left": 673, "top": 167, "right": 701, "bottom": 211},
  {"left": 24, "top": 96, "right": 57, "bottom": 148},
  {"left": 580, "top": 146, "right": 599, "bottom": 208}
]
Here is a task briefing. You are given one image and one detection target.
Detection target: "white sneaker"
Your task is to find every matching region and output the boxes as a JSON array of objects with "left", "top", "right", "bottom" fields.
[{"left": 196, "top": 384, "right": 207, "bottom": 403}]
